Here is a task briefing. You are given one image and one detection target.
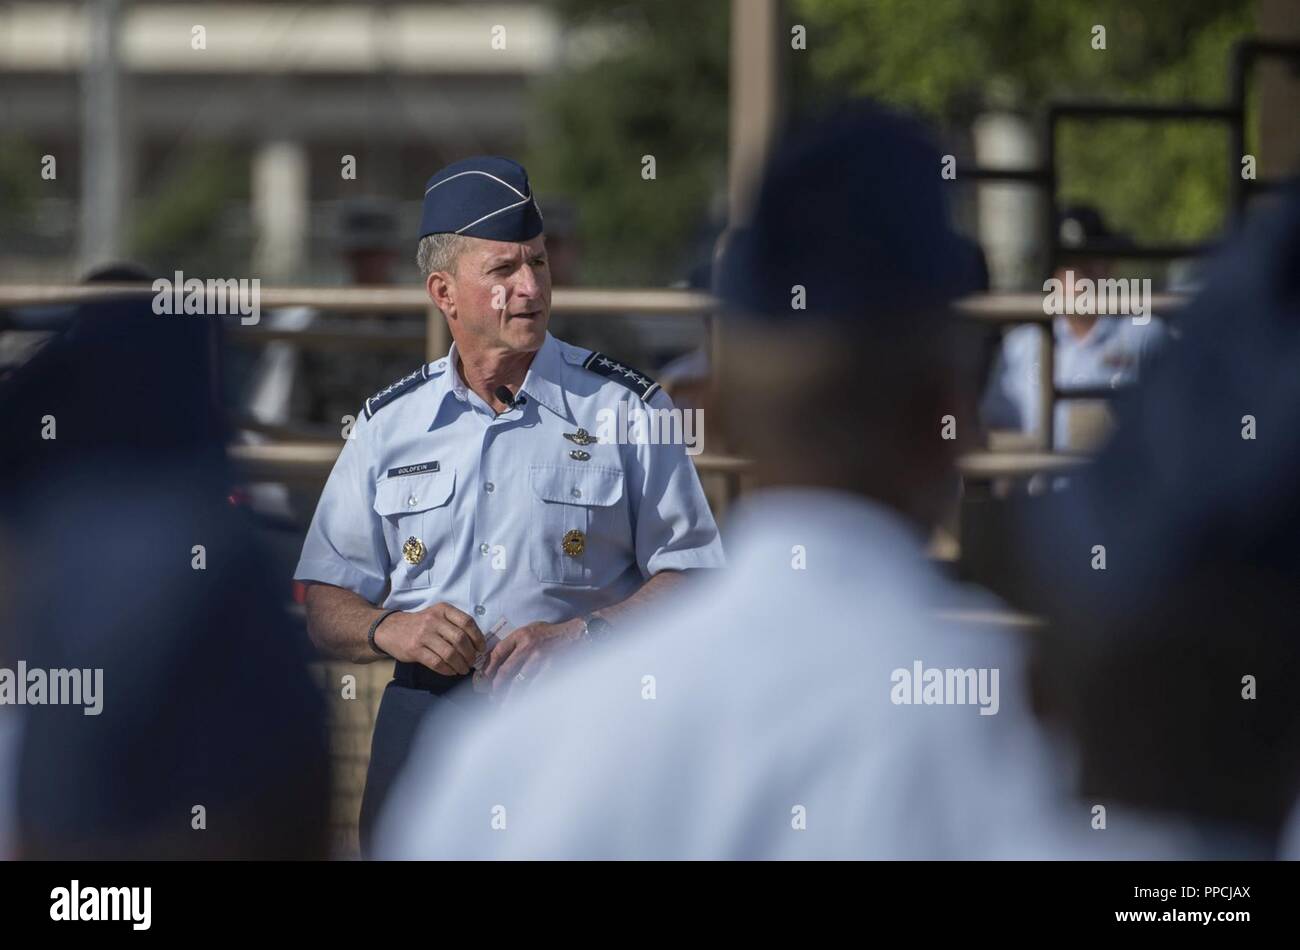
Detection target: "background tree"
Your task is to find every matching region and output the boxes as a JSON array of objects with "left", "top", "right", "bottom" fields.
[
  {"left": 783, "top": 0, "right": 1253, "bottom": 246},
  {"left": 526, "top": 0, "right": 730, "bottom": 286},
  {"left": 532, "top": 0, "right": 1257, "bottom": 284}
]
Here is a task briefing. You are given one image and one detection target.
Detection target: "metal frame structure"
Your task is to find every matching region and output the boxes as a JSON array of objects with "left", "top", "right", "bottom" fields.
[{"left": 959, "top": 39, "right": 1300, "bottom": 448}]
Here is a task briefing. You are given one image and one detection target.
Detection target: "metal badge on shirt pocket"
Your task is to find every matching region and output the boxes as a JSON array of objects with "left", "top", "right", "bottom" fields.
[
  {"left": 528, "top": 463, "right": 627, "bottom": 586},
  {"left": 372, "top": 467, "right": 456, "bottom": 591}
]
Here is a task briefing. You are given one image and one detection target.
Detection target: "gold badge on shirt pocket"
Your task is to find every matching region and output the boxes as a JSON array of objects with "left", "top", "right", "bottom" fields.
[
  {"left": 561, "top": 529, "right": 586, "bottom": 558},
  {"left": 402, "top": 536, "right": 426, "bottom": 565}
]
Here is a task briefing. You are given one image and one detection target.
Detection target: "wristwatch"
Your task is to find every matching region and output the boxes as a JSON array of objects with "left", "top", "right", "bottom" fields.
[{"left": 578, "top": 613, "right": 614, "bottom": 643}]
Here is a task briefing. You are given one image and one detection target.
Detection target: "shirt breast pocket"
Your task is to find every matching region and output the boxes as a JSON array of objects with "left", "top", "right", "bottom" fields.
[
  {"left": 372, "top": 469, "right": 456, "bottom": 591},
  {"left": 529, "top": 464, "right": 629, "bottom": 586}
]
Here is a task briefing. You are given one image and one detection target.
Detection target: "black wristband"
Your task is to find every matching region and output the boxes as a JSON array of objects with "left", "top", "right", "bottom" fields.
[{"left": 367, "top": 609, "right": 400, "bottom": 658}]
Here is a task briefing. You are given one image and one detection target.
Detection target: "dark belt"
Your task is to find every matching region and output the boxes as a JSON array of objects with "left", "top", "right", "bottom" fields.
[{"left": 392, "top": 660, "right": 472, "bottom": 696}]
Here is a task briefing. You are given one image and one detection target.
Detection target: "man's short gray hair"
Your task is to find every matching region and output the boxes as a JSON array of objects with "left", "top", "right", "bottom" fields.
[{"left": 416, "top": 232, "right": 467, "bottom": 277}]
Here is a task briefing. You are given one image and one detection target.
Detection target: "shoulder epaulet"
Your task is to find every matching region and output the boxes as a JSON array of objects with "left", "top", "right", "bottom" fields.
[
  {"left": 580, "top": 351, "right": 662, "bottom": 403},
  {"left": 363, "top": 363, "right": 435, "bottom": 420}
]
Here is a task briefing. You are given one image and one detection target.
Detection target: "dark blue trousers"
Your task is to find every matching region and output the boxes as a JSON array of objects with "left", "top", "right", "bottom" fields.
[{"left": 358, "top": 665, "right": 490, "bottom": 858}]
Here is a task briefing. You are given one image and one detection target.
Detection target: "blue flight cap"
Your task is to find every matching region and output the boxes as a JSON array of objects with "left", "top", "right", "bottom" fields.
[
  {"left": 418, "top": 156, "right": 544, "bottom": 243},
  {"left": 716, "top": 101, "right": 981, "bottom": 321}
]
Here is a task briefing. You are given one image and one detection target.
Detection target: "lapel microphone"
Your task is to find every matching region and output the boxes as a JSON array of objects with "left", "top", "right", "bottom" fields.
[{"left": 493, "top": 385, "right": 525, "bottom": 410}]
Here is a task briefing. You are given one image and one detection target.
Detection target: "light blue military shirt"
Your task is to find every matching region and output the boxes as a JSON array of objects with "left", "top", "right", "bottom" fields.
[
  {"left": 294, "top": 332, "right": 725, "bottom": 630},
  {"left": 981, "top": 316, "right": 1168, "bottom": 449}
]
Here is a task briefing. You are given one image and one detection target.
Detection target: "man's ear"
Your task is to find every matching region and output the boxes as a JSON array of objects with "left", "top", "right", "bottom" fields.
[{"left": 427, "top": 271, "right": 454, "bottom": 318}]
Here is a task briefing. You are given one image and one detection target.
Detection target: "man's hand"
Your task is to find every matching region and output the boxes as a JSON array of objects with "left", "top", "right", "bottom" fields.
[
  {"left": 483, "top": 619, "right": 584, "bottom": 699},
  {"left": 373, "top": 603, "right": 486, "bottom": 676}
]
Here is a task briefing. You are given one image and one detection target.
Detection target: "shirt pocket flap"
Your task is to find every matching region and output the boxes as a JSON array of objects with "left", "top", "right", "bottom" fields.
[
  {"left": 529, "top": 465, "right": 624, "bottom": 507},
  {"left": 373, "top": 469, "right": 455, "bottom": 516}
]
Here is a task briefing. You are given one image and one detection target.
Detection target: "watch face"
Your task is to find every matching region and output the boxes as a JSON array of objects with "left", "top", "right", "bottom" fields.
[{"left": 587, "top": 617, "right": 613, "bottom": 639}]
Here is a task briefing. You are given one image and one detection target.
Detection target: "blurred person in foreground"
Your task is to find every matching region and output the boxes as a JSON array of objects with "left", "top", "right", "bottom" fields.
[
  {"left": 377, "top": 104, "right": 1108, "bottom": 859},
  {"left": 0, "top": 289, "right": 329, "bottom": 859},
  {"left": 1023, "top": 185, "right": 1300, "bottom": 858}
]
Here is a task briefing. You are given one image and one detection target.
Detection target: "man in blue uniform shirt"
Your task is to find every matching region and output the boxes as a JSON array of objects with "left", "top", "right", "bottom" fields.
[
  {"left": 981, "top": 207, "right": 1168, "bottom": 450},
  {"left": 293, "top": 156, "right": 724, "bottom": 853}
]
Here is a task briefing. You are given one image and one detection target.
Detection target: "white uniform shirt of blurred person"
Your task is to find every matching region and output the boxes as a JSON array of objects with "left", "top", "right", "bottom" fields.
[{"left": 377, "top": 488, "right": 1203, "bottom": 859}]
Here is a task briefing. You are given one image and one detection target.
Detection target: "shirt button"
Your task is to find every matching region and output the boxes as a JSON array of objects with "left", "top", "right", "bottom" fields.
[
  {"left": 479, "top": 543, "right": 490, "bottom": 555},
  {"left": 571, "top": 487, "right": 581, "bottom": 498},
  {"left": 407, "top": 495, "right": 417, "bottom": 507},
  {"left": 474, "top": 605, "right": 486, "bottom": 616},
  {"left": 484, "top": 482, "right": 495, "bottom": 493}
]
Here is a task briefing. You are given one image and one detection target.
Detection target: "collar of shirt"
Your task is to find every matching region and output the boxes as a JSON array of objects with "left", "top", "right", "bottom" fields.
[
  {"left": 436, "top": 333, "right": 569, "bottom": 420},
  {"left": 721, "top": 485, "right": 934, "bottom": 594},
  {"left": 518, "top": 332, "right": 569, "bottom": 419},
  {"left": 444, "top": 340, "right": 470, "bottom": 403},
  {"left": 1053, "top": 314, "right": 1121, "bottom": 349}
]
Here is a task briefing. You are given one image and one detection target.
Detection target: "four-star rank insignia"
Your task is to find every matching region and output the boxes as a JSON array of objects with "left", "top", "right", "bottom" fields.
[
  {"left": 580, "top": 351, "right": 661, "bottom": 402},
  {"left": 364, "top": 363, "right": 435, "bottom": 420},
  {"left": 562, "top": 529, "right": 586, "bottom": 558},
  {"left": 402, "top": 536, "right": 426, "bottom": 565}
]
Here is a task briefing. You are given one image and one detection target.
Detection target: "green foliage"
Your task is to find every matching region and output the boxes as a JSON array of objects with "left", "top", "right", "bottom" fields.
[
  {"left": 526, "top": 0, "right": 729, "bottom": 285},
  {"left": 0, "top": 137, "right": 43, "bottom": 226},
  {"left": 792, "top": 0, "right": 1251, "bottom": 117},
  {"left": 128, "top": 147, "right": 247, "bottom": 275},
  {"left": 533, "top": 0, "right": 1257, "bottom": 280},
  {"left": 790, "top": 0, "right": 1256, "bottom": 244}
]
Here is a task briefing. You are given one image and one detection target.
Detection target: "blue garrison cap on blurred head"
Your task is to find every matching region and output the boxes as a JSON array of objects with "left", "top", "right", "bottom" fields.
[
  {"left": 717, "top": 101, "right": 981, "bottom": 321},
  {"left": 419, "top": 156, "right": 544, "bottom": 243}
]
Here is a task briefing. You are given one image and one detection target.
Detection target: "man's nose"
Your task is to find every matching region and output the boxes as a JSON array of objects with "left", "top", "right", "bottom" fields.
[{"left": 513, "top": 262, "right": 541, "bottom": 302}]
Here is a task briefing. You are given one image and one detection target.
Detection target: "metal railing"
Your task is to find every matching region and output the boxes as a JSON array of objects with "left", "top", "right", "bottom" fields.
[{"left": 1, "top": 284, "right": 1189, "bottom": 488}]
